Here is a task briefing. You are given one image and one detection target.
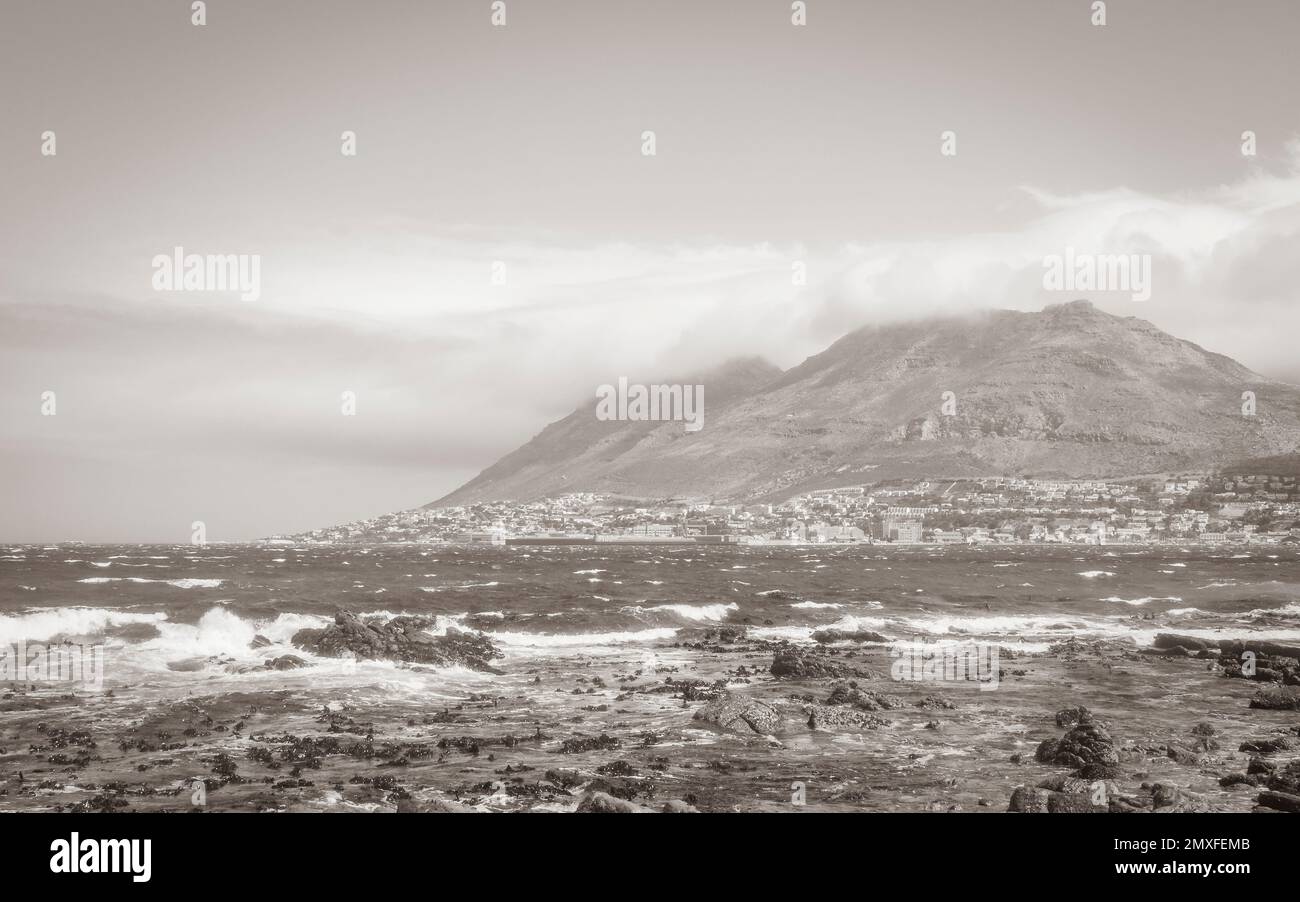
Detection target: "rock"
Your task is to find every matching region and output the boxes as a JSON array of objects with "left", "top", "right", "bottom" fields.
[
  {"left": 1036, "top": 716, "right": 1118, "bottom": 768},
  {"left": 105, "top": 622, "right": 162, "bottom": 641},
  {"left": 825, "top": 682, "right": 905, "bottom": 711},
  {"left": 661, "top": 799, "right": 699, "bottom": 813},
  {"left": 1165, "top": 743, "right": 1204, "bottom": 767},
  {"left": 1218, "top": 773, "right": 1263, "bottom": 788},
  {"left": 1150, "top": 783, "right": 1209, "bottom": 812},
  {"left": 291, "top": 611, "right": 503, "bottom": 673},
  {"left": 1037, "top": 775, "right": 1094, "bottom": 794},
  {"left": 559, "top": 734, "right": 620, "bottom": 754},
  {"left": 693, "top": 693, "right": 782, "bottom": 735},
  {"left": 1047, "top": 793, "right": 1105, "bottom": 813},
  {"left": 1153, "top": 633, "right": 1212, "bottom": 652},
  {"left": 1239, "top": 736, "right": 1294, "bottom": 755},
  {"left": 1265, "top": 761, "right": 1300, "bottom": 794},
  {"left": 770, "top": 644, "right": 868, "bottom": 679},
  {"left": 1256, "top": 790, "right": 1300, "bottom": 813},
  {"left": 575, "top": 791, "right": 649, "bottom": 813},
  {"left": 1219, "top": 638, "right": 1300, "bottom": 659},
  {"left": 249, "top": 634, "right": 273, "bottom": 649},
  {"left": 676, "top": 625, "right": 748, "bottom": 645},
  {"left": 1075, "top": 762, "right": 1122, "bottom": 781},
  {"left": 1249, "top": 685, "right": 1300, "bottom": 710},
  {"left": 264, "top": 655, "right": 307, "bottom": 670},
  {"left": 1054, "top": 705, "right": 1092, "bottom": 728},
  {"left": 804, "top": 704, "right": 889, "bottom": 730},
  {"left": 1007, "top": 786, "right": 1053, "bottom": 813},
  {"left": 810, "top": 629, "right": 889, "bottom": 644},
  {"left": 396, "top": 797, "right": 476, "bottom": 812}
]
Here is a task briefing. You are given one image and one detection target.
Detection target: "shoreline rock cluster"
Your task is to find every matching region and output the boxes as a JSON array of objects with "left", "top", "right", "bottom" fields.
[{"left": 291, "top": 611, "right": 503, "bottom": 673}]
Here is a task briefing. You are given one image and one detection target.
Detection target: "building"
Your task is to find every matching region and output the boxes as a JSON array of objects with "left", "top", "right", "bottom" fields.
[{"left": 885, "top": 519, "right": 924, "bottom": 543}]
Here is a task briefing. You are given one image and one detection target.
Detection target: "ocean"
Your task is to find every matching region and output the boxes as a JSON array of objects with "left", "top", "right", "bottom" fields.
[{"left": 1, "top": 543, "right": 1298, "bottom": 812}]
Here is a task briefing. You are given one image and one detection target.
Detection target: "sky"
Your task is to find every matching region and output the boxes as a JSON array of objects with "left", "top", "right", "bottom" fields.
[{"left": 1, "top": 0, "right": 1299, "bottom": 542}]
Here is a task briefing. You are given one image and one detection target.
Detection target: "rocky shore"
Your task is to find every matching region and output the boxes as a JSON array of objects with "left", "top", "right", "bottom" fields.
[{"left": 2, "top": 621, "right": 1298, "bottom": 813}]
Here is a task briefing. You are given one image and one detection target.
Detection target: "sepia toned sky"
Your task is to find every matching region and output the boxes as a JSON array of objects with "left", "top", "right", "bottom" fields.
[{"left": 2, "top": 0, "right": 1299, "bottom": 542}]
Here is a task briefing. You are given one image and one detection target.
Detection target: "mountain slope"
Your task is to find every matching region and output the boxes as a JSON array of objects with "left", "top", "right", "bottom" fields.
[{"left": 432, "top": 301, "right": 1300, "bottom": 505}]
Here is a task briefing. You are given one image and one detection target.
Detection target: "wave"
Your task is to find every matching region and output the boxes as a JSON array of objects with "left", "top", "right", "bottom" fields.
[
  {"left": 75, "top": 577, "right": 224, "bottom": 588},
  {"left": 0, "top": 607, "right": 169, "bottom": 644},
  {"left": 623, "top": 602, "right": 739, "bottom": 622},
  {"left": 1077, "top": 571, "right": 1116, "bottom": 579},
  {"left": 1103, "top": 596, "right": 1183, "bottom": 606}
]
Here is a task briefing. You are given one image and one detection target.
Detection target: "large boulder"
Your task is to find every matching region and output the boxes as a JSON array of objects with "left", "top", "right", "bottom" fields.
[
  {"left": 770, "top": 644, "right": 871, "bottom": 679},
  {"left": 291, "top": 611, "right": 502, "bottom": 673},
  {"left": 1035, "top": 713, "right": 1118, "bottom": 768},
  {"left": 692, "top": 692, "right": 782, "bottom": 735}
]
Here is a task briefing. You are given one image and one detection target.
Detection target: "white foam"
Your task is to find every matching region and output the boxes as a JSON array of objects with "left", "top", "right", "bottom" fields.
[
  {"left": 0, "top": 607, "right": 169, "bottom": 644},
  {"left": 626, "top": 602, "right": 739, "bottom": 622},
  {"left": 1103, "top": 596, "right": 1183, "bottom": 606}
]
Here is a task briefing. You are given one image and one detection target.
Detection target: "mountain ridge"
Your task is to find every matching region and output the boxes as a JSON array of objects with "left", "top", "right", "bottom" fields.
[{"left": 431, "top": 300, "right": 1300, "bottom": 506}]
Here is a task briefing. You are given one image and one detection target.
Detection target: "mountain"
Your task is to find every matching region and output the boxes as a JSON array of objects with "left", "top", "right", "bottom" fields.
[{"left": 430, "top": 300, "right": 1300, "bottom": 506}]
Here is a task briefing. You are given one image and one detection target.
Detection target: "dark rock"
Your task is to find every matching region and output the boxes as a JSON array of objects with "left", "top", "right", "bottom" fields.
[
  {"left": 676, "top": 625, "right": 748, "bottom": 645},
  {"left": 1239, "top": 736, "right": 1294, "bottom": 755},
  {"left": 1218, "top": 773, "right": 1263, "bottom": 788},
  {"left": 291, "top": 611, "right": 503, "bottom": 673},
  {"left": 1054, "top": 705, "right": 1093, "bottom": 728},
  {"left": 1007, "top": 786, "right": 1052, "bottom": 813},
  {"left": 1150, "top": 783, "right": 1208, "bottom": 812},
  {"left": 1075, "top": 762, "right": 1122, "bottom": 781},
  {"left": 264, "top": 655, "right": 308, "bottom": 671},
  {"left": 693, "top": 693, "right": 782, "bottom": 735},
  {"left": 559, "top": 734, "right": 620, "bottom": 754},
  {"left": 810, "top": 629, "right": 889, "bottom": 644},
  {"left": 1265, "top": 761, "right": 1300, "bottom": 794},
  {"left": 804, "top": 704, "right": 889, "bottom": 730},
  {"left": 1153, "top": 633, "right": 1212, "bottom": 652},
  {"left": 1036, "top": 716, "right": 1118, "bottom": 768},
  {"left": 826, "top": 682, "right": 905, "bottom": 711},
  {"left": 575, "top": 791, "right": 649, "bottom": 813},
  {"left": 1256, "top": 790, "right": 1300, "bottom": 813},
  {"left": 1219, "top": 638, "right": 1300, "bottom": 659},
  {"left": 1047, "top": 793, "right": 1105, "bottom": 813},
  {"left": 249, "top": 635, "right": 273, "bottom": 649},
  {"left": 1249, "top": 685, "right": 1300, "bottom": 710},
  {"left": 1165, "top": 743, "right": 1204, "bottom": 767},
  {"left": 770, "top": 644, "right": 869, "bottom": 679}
]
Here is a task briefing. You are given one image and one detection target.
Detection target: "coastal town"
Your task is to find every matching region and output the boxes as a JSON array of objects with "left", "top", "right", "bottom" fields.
[{"left": 277, "top": 467, "right": 1300, "bottom": 547}]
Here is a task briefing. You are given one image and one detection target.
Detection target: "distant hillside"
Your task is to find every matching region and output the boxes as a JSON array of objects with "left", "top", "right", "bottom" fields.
[{"left": 431, "top": 300, "right": 1300, "bottom": 506}]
